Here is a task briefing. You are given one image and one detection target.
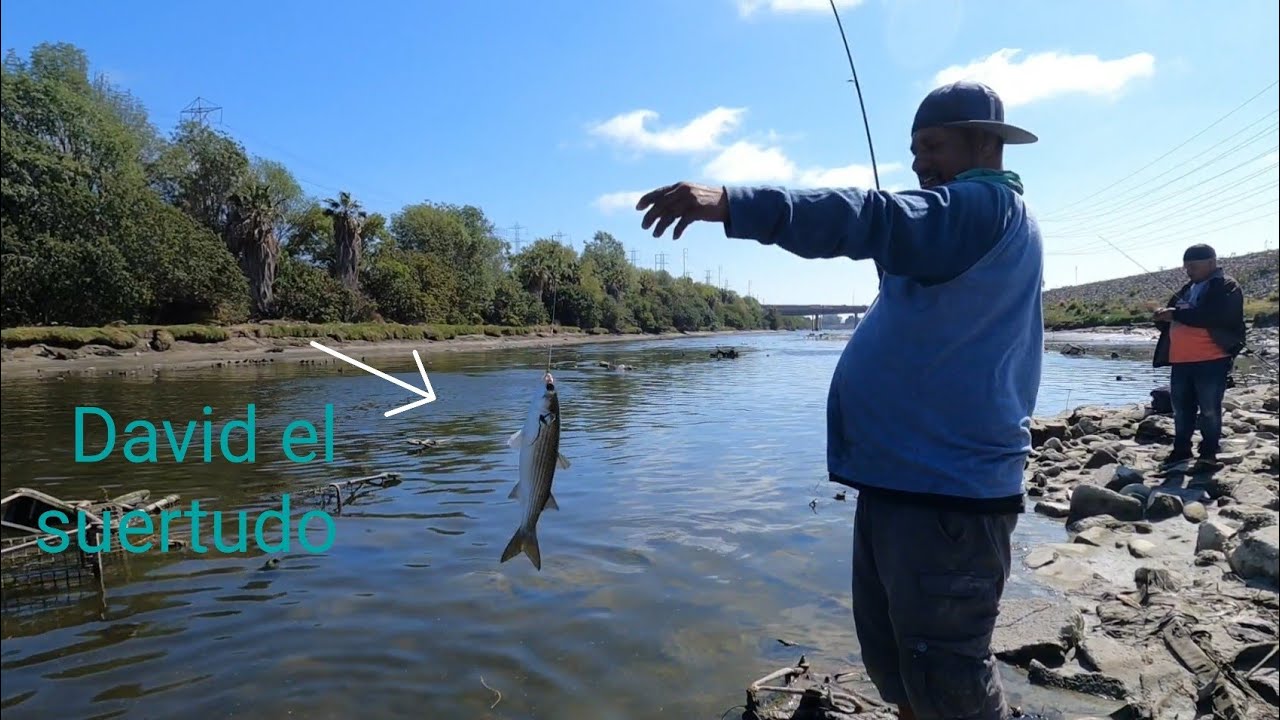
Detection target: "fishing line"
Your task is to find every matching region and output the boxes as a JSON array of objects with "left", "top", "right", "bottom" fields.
[{"left": 546, "top": 281, "right": 559, "bottom": 373}]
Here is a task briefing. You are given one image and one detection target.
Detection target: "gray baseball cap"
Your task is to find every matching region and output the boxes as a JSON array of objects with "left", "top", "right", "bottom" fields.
[{"left": 912, "top": 81, "right": 1038, "bottom": 144}]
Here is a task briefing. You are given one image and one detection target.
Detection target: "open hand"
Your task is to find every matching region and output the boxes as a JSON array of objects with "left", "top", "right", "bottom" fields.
[{"left": 635, "top": 182, "right": 729, "bottom": 239}]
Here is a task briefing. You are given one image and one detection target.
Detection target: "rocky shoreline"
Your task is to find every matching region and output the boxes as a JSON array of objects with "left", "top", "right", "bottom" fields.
[
  {"left": 746, "top": 377, "right": 1278, "bottom": 720},
  {"left": 996, "top": 379, "right": 1280, "bottom": 719}
]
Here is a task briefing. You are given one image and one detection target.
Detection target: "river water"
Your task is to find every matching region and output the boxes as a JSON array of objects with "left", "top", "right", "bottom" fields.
[{"left": 0, "top": 331, "right": 1170, "bottom": 720}]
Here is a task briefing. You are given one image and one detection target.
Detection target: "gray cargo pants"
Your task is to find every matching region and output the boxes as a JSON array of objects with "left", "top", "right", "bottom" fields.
[{"left": 851, "top": 490, "right": 1018, "bottom": 720}]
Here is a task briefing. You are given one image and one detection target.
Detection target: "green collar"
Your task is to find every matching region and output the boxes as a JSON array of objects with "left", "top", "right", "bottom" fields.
[{"left": 954, "top": 168, "right": 1024, "bottom": 195}]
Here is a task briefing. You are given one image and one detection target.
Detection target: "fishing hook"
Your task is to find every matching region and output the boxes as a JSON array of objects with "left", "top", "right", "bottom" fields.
[{"left": 829, "top": 0, "right": 884, "bottom": 284}]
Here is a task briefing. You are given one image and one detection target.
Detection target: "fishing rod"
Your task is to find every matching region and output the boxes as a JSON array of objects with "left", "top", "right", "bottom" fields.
[
  {"left": 828, "top": 0, "right": 884, "bottom": 285},
  {"left": 1092, "top": 233, "right": 1187, "bottom": 304}
]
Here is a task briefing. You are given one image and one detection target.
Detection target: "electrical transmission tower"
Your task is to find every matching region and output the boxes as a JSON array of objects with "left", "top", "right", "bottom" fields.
[
  {"left": 682, "top": 248, "right": 689, "bottom": 278},
  {"left": 630, "top": 249, "right": 639, "bottom": 266},
  {"left": 705, "top": 269, "right": 712, "bottom": 284},
  {"left": 507, "top": 223, "right": 525, "bottom": 252},
  {"left": 718, "top": 265, "right": 723, "bottom": 289},
  {"left": 180, "top": 97, "right": 222, "bottom": 126},
  {"left": 655, "top": 252, "right": 667, "bottom": 273}
]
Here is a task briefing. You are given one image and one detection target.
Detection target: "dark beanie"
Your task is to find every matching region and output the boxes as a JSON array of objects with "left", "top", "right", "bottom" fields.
[{"left": 1183, "top": 244, "right": 1216, "bottom": 261}]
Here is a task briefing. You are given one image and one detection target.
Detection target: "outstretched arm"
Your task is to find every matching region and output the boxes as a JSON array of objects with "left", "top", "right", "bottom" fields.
[{"left": 721, "top": 183, "right": 1010, "bottom": 284}]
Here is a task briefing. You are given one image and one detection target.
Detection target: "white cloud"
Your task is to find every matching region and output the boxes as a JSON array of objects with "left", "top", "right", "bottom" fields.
[
  {"left": 701, "top": 140, "right": 901, "bottom": 188},
  {"left": 593, "top": 190, "right": 646, "bottom": 215},
  {"left": 933, "top": 48, "right": 1156, "bottom": 108},
  {"left": 737, "top": 0, "right": 865, "bottom": 16},
  {"left": 587, "top": 107, "right": 746, "bottom": 154}
]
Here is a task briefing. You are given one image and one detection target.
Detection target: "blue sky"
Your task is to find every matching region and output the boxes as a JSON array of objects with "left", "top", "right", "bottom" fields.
[{"left": 3, "top": 0, "right": 1277, "bottom": 305}]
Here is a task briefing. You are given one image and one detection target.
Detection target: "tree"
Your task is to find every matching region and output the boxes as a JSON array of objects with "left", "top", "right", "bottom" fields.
[
  {"left": 323, "top": 191, "right": 368, "bottom": 292},
  {"left": 149, "top": 120, "right": 250, "bottom": 238},
  {"left": 226, "top": 179, "right": 285, "bottom": 317}
]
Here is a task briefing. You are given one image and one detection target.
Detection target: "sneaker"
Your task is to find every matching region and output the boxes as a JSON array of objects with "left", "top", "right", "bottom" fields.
[{"left": 1192, "top": 455, "right": 1223, "bottom": 473}]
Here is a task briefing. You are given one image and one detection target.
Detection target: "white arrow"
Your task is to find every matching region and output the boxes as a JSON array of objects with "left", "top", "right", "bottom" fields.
[{"left": 308, "top": 341, "right": 438, "bottom": 417}]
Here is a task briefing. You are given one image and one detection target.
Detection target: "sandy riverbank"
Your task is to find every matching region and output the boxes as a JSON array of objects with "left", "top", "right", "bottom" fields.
[{"left": 0, "top": 328, "right": 755, "bottom": 380}]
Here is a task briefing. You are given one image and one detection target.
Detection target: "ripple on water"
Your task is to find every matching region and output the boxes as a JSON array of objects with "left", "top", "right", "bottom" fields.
[{"left": 0, "top": 332, "right": 1168, "bottom": 718}]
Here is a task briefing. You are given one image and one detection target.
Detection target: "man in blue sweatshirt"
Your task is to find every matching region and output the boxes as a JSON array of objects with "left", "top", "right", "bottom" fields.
[{"left": 636, "top": 81, "right": 1043, "bottom": 720}]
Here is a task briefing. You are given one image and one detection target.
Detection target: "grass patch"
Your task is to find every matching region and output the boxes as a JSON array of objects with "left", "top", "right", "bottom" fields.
[
  {"left": 0, "top": 321, "right": 592, "bottom": 350},
  {"left": 1042, "top": 300, "right": 1155, "bottom": 330},
  {"left": 1, "top": 326, "right": 140, "bottom": 349}
]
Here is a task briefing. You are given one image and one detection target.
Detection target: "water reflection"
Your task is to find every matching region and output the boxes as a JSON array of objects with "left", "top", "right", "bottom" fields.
[{"left": 2, "top": 331, "right": 1165, "bottom": 719}]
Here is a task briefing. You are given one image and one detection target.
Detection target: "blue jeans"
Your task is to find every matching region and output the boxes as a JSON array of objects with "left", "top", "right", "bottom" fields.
[{"left": 1169, "top": 357, "right": 1232, "bottom": 458}]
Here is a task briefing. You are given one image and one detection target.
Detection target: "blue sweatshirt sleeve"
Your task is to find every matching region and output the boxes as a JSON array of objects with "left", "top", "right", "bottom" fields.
[{"left": 722, "top": 182, "right": 1011, "bottom": 284}]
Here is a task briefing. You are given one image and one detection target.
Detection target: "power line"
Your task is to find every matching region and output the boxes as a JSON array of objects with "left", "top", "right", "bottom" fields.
[
  {"left": 1041, "top": 79, "right": 1280, "bottom": 219},
  {"left": 1050, "top": 156, "right": 1279, "bottom": 241},
  {"left": 1046, "top": 129, "right": 1278, "bottom": 234},
  {"left": 1046, "top": 116, "right": 1279, "bottom": 233},
  {"left": 1047, "top": 198, "right": 1279, "bottom": 256},
  {"left": 1047, "top": 160, "right": 1279, "bottom": 252}
]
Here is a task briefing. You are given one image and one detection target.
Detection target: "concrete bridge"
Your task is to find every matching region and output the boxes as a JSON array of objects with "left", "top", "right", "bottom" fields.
[
  {"left": 767, "top": 304, "right": 868, "bottom": 316},
  {"left": 765, "top": 304, "right": 869, "bottom": 331}
]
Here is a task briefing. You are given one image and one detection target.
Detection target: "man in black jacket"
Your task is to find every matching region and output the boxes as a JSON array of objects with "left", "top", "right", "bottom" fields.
[{"left": 1151, "top": 244, "right": 1247, "bottom": 472}]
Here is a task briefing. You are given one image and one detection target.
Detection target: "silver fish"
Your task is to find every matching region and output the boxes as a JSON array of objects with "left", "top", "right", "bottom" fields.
[{"left": 500, "top": 371, "right": 571, "bottom": 570}]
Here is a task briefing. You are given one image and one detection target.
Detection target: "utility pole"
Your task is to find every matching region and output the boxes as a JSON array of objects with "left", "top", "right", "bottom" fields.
[
  {"left": 718, "top": 265, "right": 723, "bottom": 289},
  {"left": 655, "top": 252, "right": 667, "bottom": 273},
  {"left": 747, "top": 280, "right": 752, "bottom": 298},
  {"left": 630, "top": 249, "right": 639, "bottom": 266},
  {"left": 705, "top": 269, "right": 712, "bottom": 284},
  {"left": 551, "top": 231, "right": 566, "bottom": 245}
]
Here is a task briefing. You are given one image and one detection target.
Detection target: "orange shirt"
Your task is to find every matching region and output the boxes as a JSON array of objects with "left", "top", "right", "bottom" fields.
[{"left": 1169, "top": 321, "right": 1228, "bottom": 363}]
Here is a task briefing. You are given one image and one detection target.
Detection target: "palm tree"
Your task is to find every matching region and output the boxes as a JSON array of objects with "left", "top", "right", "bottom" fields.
[
  {"left": 323, "top": 191, "right": 368, "bottom": 291},
  {"left": 226, "top": 180, "right": 284, "bottom": 318}
]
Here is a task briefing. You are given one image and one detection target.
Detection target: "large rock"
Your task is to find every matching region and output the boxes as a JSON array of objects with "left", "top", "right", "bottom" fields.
[
  {"left": 1136, "top": 415, "right": 1174, "bottom": 444},
  {"left": 1031, "top": 418, "right": 1069, "bottom": 448},
  {"left": 1068, "top": 485, "right": 1144, "bottom": 524},
  {"left": 1074, "top": 526, "right": 1116, "bottom": 547},
  {"left": 1228, "top": 526, "right": 1280, "bottom": 583},
  {"left": 1083, "top": 448, "right": 1120, "bottom": 470},
  {"left": 1145, "top": 491, "right": 1184, "bottom": 522},
  {"left": 1077, "top": 634, "right": 1144, "bottom": 692},
  {"left": 1034, "top": 501, "right": 1070, "bottom": 519},
  {"left": 992, "top": 598, "right": 1082, "bottom": 668},
  {"left": 1230, "top": 479, "right": 1277, "bottom": 510},
  {"left": 1196, "top": 519, "right": 1238, "bottom": 554}
]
